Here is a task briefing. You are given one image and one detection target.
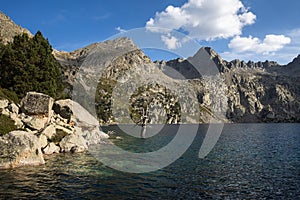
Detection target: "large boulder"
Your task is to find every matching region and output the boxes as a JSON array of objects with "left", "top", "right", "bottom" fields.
[
  {"left": 59, "top": 132, "right": 88, "bottom": 153},
  {"left": 53, "top": 99, "right": 99, "bottom": 127},
  {"left": 21, "top": 92, "right": 54, "bottom": 116},
  {"left": 78, "top": 127, "right": 109, "bottom": 145},
  {"left": 0, "top": 131, "right": 45, "bottom": 169}
]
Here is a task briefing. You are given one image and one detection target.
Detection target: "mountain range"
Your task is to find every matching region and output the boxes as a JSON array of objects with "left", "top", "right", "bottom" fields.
[{"left": 1, "top": 11, "right": 299, "bottom": 123}]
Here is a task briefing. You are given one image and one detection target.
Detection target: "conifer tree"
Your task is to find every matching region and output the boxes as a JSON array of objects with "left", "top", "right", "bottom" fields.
[{"left": 0, "top": 31, "right": 63, "bottom": 98}]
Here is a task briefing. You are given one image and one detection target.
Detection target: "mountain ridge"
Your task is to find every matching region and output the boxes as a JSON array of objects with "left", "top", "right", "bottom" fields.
[
  {"left": 0, "top": 11, "right": 32, "bottom": 44},
  {"left": 0, "top": 10, "right": 299, "bottom": 123}
]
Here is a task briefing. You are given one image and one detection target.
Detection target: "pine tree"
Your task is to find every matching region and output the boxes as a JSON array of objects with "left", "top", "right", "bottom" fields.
[{"left": 0, "top": 31, "right": 64, "bottom": 99}]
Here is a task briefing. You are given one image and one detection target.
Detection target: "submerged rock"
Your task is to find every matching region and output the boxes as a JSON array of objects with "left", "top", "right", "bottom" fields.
[
  {"left": 0, "top": 131, "right": 45, "bottom": 169},
  {"left": 59, "top": 132, "right": 88, "bottom": 153}
]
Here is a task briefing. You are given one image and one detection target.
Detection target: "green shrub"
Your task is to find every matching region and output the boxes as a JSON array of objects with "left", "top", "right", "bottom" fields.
[
  {"left": 0, "top": 87, "right": 19, "bottom": 103},
  {"left": 49, "top": 129, "right": 69, "bottom": 144},
  {"left": 0, "top": 115, "right": 17, "bottom": 136}
]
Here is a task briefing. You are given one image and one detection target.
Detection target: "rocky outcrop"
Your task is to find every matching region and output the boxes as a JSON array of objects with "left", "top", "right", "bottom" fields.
[
  {"left": 0, "top": 92, "right": 109, "bottom": 169},
  {"left": 0, "top": 131, "right": 45, "bottom": 169},
  {"left": 157, "top": 47, "right": 300, "bottom": 122}
]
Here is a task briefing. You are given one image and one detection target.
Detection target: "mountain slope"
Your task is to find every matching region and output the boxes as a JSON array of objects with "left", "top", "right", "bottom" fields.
[{"left": 0, "top": 11, "right": 32, "bottom": 44}]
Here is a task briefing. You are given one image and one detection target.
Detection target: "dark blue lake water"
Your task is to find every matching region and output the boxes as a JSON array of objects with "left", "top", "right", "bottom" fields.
[{"left": 0, "top": 124, "right": 299, "bottom": 199}]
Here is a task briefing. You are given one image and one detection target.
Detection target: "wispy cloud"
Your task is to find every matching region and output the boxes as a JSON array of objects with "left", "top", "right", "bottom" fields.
[
  {"left": 41, "top": 11, "right": 67, "bottom": 25},
  {"left": 91, "top": 13, "right": 111, "bottom": 21},
  {"left": 116, "top": 26, "right": 127, "bottom": 33}
]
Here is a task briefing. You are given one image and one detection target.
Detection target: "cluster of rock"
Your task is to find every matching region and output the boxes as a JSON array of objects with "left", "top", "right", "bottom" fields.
[{"left": 0, "top": 92, "right": 109, "bottom": 169}]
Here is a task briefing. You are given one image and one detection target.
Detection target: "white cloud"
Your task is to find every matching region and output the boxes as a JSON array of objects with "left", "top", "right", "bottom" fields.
[
  {"left": 229, "top": 35, "right": 291, "bottom": 54},
  {"left": 116, "top": 26, "right": 127, "bottom": 33},
  {"left": 146, "top": 0, "right": 256, "bottom": 42},
  {"left": 161, "top": 34, "right": 182, "bottom": 49}
]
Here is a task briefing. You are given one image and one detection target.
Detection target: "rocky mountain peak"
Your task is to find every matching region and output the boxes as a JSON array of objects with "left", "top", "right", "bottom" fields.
[
  {"left": 287, "top": 54, "right": 300, "bottom": 67},
  {"left": 0, "top": 11, "right": 32, "bottom": 44}
]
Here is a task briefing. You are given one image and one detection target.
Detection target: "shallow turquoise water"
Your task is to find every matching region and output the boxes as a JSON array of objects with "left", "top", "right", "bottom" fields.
[{"left": 0, "top": 124, "right": 299, "bottom": 199}]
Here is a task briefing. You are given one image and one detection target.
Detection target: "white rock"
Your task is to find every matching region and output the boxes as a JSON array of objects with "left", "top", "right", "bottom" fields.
[
  {"left": 1, "top": 108, "right": 10, "bottom": 116},
  {"left": 8, "top": 103, "right": 19, "bottom": 114},
  {"left": 0, "top": 131, "right": 45, "bottom": 169},
  {"left": 79, "top": 126, "right": 109, "bottom": 145},
  {"left": 43, "top": 143, "right": 60, "bottom": 155},
  {"left": 53, "top": 99, "right": 99, "bottom": 127},
  {"left": 23, "top": 116, "right": 48, "bottom": 131},
  {"left": 56, "top": 125, "right": 73, "bottom": 135},
  {"left": 39, "top": 134, "right": 48, "bottom": 149},
  {"left": 42, "top": 124, "right": 56, "bottom": 139},
  {"left": 0, "top": 99, "right": 9, "bottom": 109},
  {"left": 59, "top": 132, "right": 88, "bottom": 153}
]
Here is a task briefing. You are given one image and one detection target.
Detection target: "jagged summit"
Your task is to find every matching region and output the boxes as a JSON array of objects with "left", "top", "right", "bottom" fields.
[
  {"left": 54, "top": 37, "right": 141, "bottom": 67},
  {"left": 286, "top": 54, "right": 300, "bottom": 67},
  {"left": 0, "top": 11, "right": 32, "bottom": 44}
]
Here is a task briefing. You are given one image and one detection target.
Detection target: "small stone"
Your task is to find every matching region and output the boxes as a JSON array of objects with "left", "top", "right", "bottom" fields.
[
  {"left": 59, "top": 132, "right": 88, "bottom": 153},
  {"left": 23, "top": 115, "right": 48, "bottom": 131},
  {"left": 116, "top": 136, "right": 123, "bottom": 140},
  {"left": 56, "top": 125, "right": 73, "bottom": 135},
  {"left": 8, "top": 103, "right": 19, "bottom": 114},
  {"left": 42, "top": 124, "right": 56, "bottom": 139},
  {"left": 39, "top": 134, "right": 48, "bottom": 149},
  {"left": 1, "top": 108, "right": 10, "bottom": 116},
  {"left": 0, "top": 99, "right": 9, "bottom": 109},
  {"left": 43, "top": 143, "right": 60, "bottom": 155}
]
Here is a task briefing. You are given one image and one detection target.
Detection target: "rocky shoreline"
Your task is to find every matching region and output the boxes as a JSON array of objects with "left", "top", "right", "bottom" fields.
[{"left": 0, "top": 92, "right": 109, "bottom": 169}]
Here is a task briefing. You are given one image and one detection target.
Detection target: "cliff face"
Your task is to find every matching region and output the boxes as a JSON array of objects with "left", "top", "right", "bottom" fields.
[
  {"left": 158, "top": 47, "right": 300, "bottom": 123},
  {"left": 0, "top": 11, "right": 32, "bottom": 44}
]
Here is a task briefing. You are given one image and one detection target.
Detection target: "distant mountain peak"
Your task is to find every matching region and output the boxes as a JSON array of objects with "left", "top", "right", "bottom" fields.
[
  {"left": 287, "top": 54, "right": 300, "bottom": 66},
  {"left": 0, "top": 11, "right": 32, "bottom": 44}
]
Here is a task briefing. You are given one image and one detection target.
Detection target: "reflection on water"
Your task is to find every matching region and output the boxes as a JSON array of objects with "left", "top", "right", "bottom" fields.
[{"left": 0, "top": 124, "right": 299, "bottom": 199}]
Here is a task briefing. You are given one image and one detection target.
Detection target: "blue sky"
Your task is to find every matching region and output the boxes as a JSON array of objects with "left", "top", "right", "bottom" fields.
[{"left": 1, "top": 0, "right": 300, "bottom": 64}]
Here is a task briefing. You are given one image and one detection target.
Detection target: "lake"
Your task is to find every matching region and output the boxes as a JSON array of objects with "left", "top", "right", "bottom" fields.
[{"left": 0, "top": 124, "right": 299, "bottom": 199}]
